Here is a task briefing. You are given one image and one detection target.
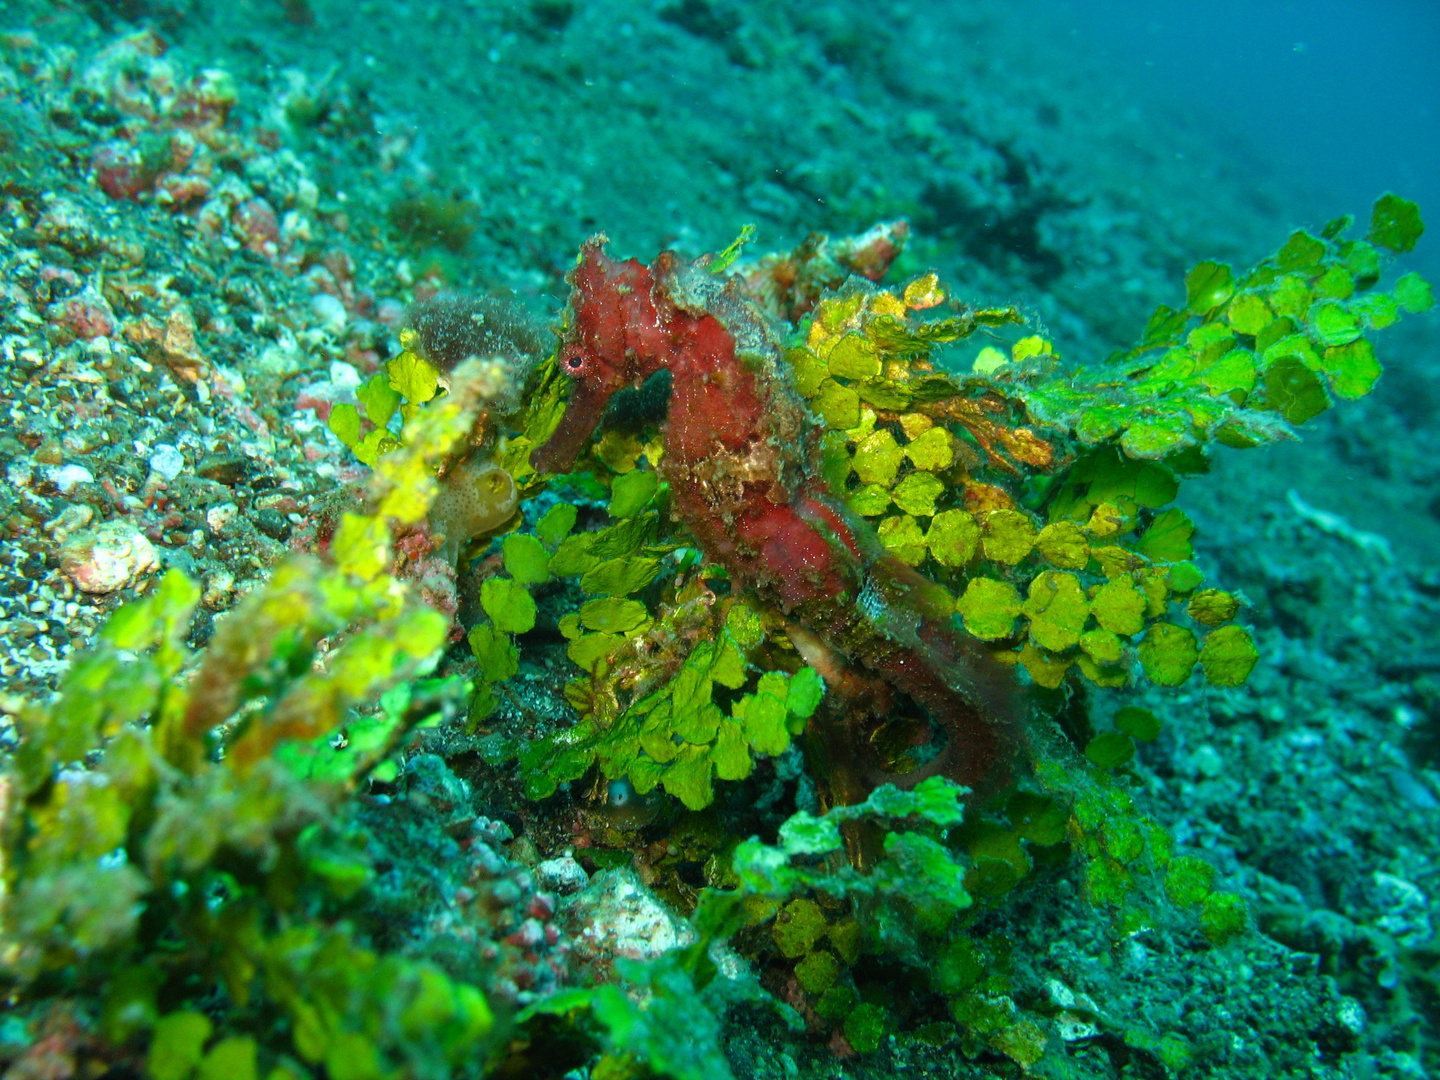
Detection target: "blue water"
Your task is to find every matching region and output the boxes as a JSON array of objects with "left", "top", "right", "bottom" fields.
[{"left": 1041, "top": 0, "right": 1440, "bottom": 274}]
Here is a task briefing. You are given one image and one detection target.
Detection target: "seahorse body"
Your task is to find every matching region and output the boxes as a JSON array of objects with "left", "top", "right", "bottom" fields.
[{"left": 532, "top": 237, "right": 1025, "bottom": 802}]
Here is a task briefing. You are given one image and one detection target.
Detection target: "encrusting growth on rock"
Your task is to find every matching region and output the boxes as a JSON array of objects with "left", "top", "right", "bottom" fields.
[{"left": 428, "top": 459, "right": 518, "bottom": 566}]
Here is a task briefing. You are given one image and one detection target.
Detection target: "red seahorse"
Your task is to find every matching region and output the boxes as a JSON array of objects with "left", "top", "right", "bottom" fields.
[{"left": 532, "top": 237, "right": 1027, "bottom": 806}]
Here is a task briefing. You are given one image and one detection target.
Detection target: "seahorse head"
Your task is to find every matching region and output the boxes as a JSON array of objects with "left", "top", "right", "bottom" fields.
[{"left": 531, "top": 236, "right": 671, "bottom": 474}]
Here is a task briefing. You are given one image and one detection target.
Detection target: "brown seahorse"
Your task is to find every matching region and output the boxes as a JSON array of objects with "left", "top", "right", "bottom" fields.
[{"left": 532, "top": 237, "right": 1027, "bottom": 809}]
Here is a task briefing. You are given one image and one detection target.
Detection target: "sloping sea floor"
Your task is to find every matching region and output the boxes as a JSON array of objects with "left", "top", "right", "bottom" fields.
[{"left": 1, "top": 1, "right": 1437, "bottom": 1077}]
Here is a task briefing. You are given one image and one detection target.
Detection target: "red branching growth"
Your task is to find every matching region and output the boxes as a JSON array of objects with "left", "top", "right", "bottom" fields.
[
  {"left": 735, "top": 219, "right": 911, "bottom": 322},
  {"left": 532, "top": 237, "right": 1026, "bottom": 806}
]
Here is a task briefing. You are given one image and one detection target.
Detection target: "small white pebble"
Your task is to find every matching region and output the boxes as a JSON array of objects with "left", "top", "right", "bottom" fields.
[
  {"left": 5, "top": 460, "right": 33, "bottom": 488},
  {"left": 148, "top": 444, "right": 186, "bottom": 481},
  {"left": 328, "top": 359, "right": 362, "bottom": 389},
  {"left": 295, "top": 178, "right": 319, "bottom": 212},
  {"left": 44, "top": 502, "right": 94, "bottom": 542},
  {"left": 1190, "top": 744, "right": 1226, "bottom": 779},
  {"left": 311, "top": 292, "right": 348, "bottom": 334},
  {"left": 202, "top": 568, "right": 236, "bottom": 608},
  {"left": 49, "top": 464, "right": 95, "bottom": 494},
  {"left": 536, "top": 855, "right": 590, "bottom": 896},
  {"left": 205, "top": 502, "right": 239, "bottom": 533},
  {"left": 1337, "top": 998, "right": 1366, "bottom": 1036}
]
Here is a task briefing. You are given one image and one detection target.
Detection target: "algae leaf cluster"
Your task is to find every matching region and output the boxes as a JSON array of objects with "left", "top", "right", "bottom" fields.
[
  {"left": 1, "top": 368, "right": 505, "bottom": 1079},
  {"left": 783, "top": 195, "right": 1430, "bottom": 697},
  {"left": 511, "top": 469, "right": 826, "bottom": 810},
  {"left": 1013, "top": 194, "right": 1430, "bottom": 454},
  {"left": 327, "top": 328, "right": 446, "bottom": 466},
  {"left": 691, "top": 777, "right": 1051, "bottom": 1065}
]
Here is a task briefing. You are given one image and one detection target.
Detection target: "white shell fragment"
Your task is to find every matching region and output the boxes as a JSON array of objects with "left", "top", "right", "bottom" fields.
[{"left": 57, "top": 518, "right": 160, "bottom": 595}]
